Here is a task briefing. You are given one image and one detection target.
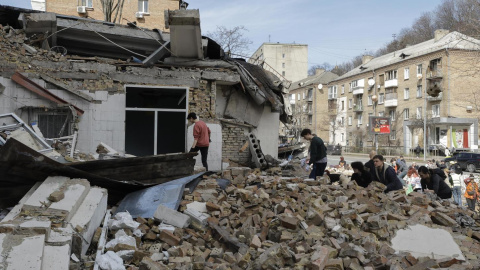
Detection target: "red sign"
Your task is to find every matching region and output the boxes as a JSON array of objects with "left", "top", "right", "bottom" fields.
[{"left": 369, "top": 117, "right": 391, "bottom": 134}]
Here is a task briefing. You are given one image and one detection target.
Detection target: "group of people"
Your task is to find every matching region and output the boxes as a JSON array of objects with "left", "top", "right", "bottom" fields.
[{"left": 300, "top": 129, "right": 479, "bottom": 211}]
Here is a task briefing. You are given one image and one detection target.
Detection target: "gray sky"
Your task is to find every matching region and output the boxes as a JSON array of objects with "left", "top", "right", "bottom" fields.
[{"left": 3, "top": 0, "right": 445, "bottom": 68}]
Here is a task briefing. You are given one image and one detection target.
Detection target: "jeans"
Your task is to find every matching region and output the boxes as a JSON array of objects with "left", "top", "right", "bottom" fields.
[
  {"left": 466, "top": 198, "right": 476, "bottom": 211},
  {"left": 190, "top": 146, "right": 209, "bottom": 171},
  {"left": 309, "top": 162, "right": 327, "bottom": 180},
  {"left": 452, "top": 186, "right": 462, "bottom": 205},
  {"left": 397, "top": 171, "right": 407, "bottom": 186}
]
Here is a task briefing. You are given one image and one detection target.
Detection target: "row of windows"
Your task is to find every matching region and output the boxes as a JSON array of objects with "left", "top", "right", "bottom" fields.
[
  {"left": 334, "top": 60, "right": 440, "bottom": 94},
  {"left": 78, "top": 0, "right": 149, "bottom": 13}
]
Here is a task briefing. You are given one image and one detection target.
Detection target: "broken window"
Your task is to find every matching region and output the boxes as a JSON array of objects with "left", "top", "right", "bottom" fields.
[
  {"left": 125, "top": 86, "right": 188, "bottom": 156},
  {"left": 138, "top": 0, "right": 149, "bottom": 13},
  {"left": 38, "top": 113, "right": 70, "bottom": 138}
]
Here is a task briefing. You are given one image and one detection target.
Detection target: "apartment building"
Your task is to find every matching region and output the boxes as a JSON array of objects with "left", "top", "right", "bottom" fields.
[
  {"left": 249, "top": 43, "right": 308, "bottom": 84},
  {"left": 31, "top": 0, "right": 179, "bottom": 30},
  {"left": 286, "top": 69, "right": 339, "bottom": 143},
  {"left": 326, "top": 30, "right": 480, "bottom": 154}
]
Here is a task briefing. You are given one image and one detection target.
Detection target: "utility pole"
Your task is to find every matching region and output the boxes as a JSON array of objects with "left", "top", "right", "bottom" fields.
[{"left": 423, "top": 71, "right": 427, "bottom": 161}]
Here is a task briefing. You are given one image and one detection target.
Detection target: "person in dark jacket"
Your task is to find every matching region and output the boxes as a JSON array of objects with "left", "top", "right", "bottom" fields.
[
  {"left": 301, "top": 129, "right": 327, "bottom": 180},
  {"left": 364, "top": 150, "right": 376, "bottom": 181},
  {"left": 350, "top": 161, "right": 372, "bottom": 188},
  {"left": 372, "top": 154, "right": 403, "bottom": 193},
  {"left": 418, "top": 166, "right": 452, "bottom": 199}
]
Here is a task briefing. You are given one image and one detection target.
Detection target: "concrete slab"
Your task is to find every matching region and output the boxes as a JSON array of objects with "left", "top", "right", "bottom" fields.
[
  {"left": 391, "top": 224, "right": 465, "bottom": 261},
  {"left": 0, "top": 233, "right": 6, "bottom": 265},
  {"left": 18, "top": 219, "right": 51, "bottom": 238},
  {"left": 46, "top": 227, "right": 73, "bottom": 246},
  {"left": 2, "top": 182, "right": 42, "bottom": 222},
  {"left": 5, "top": 234, "right": 45, "bottom": 270},
  {"left": 153, "top": 204, "right": 191, "bottom": 228},
  {"left": 49, "top": 179, "right": 90, "bottom": 222},
  {"left": 41, "top": 244, "right": 70, "bottom": 270},
  {"left": 23, "top": 176, "right": 68, "bottom": 210},
  {"left": 69, "top": 187, "right": 107, "bottom": 256}
]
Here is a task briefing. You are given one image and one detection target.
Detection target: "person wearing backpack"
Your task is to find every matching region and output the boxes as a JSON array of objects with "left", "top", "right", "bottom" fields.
[
  {"left": 464, "top": 177, "right": 479, "bottom": 211},
  {"left": 418, "top": 166, "right": 452, "bottom": 199}
]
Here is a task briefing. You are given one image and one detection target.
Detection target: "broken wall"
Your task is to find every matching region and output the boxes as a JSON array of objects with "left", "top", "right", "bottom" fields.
[
  {"left": 221, "top": 123, "right": 251, "bottom": 166},
  {"left": 0, "top": 76, "right": 126, "bottom": 152},
  {"left": 253, "top": 105, "right": 280, "bottom": 158}
]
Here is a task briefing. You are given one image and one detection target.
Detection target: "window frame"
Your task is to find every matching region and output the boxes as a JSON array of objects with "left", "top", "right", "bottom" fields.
[
  {"left": 378, "top": 93, "right": 385, "bottom": 104},
  {"left": 432, "top": 104, "right": 440, "bottom": 117},
  {"left": 416, "top": 85, "right": 422, "bottom": 98},
  {"left": 138, "top": 0, "right": 149, "bottom": 13},
  {"left": 404, "top": 67, "right": 409, "bottom": 80},
  {"left": 385, "top": 70, "right": 397, "bottom": 80},
  {"left": 348, "top": 116, "right": 352, "bottom": 126},
  {"left": 417, "top": 64, "right": 422, "bottom": 75},
  {"left": 404, "top": 108, "right": 409, "bottom": 120},
  {"left": 368, "top": 95, "right": 373, "bottom": 106},
  {"left": 389, "top": 109, "right": 396, "bottom": 121},
  {"left": 416, "top": 107, "right": 422, "bottom": 119},
  {"left": 404, "top": 88, "right": 409, "bottom": 100}
]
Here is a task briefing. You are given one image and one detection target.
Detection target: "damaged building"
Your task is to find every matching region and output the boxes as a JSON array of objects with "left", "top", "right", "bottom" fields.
[{"left": 0, "top": 5, "right": 291, "bottom": 171}]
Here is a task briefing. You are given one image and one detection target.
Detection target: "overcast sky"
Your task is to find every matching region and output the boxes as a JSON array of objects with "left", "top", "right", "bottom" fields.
[{"left": 3, "top": 0, "right": 444, "bottom": 68}]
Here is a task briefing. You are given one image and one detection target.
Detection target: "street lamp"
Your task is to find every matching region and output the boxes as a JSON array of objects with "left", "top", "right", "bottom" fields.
[{"left": 368, "top": 78, "right": 378, "bottom": 152}]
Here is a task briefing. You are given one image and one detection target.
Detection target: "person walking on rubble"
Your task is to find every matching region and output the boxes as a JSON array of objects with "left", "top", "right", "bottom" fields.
[
  {"left": 372, "top": 154, "right": 403, "bottom": 193},
  {"left": 464, "top": 176, "right": 479, "bottom": 211},
  {"left": 187, "top": 112, "right": 211, "bottom": 171},
  {"left": 301, "top": 129, "right": 327, "bottom": 180},
  {"left": 418, "top": 166, "right": 452, "bottom": 200}
]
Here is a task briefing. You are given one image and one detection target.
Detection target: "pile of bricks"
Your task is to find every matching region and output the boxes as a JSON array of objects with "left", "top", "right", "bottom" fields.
[{"left": 92, "top": 168, "right": 480, "bottom": 269}]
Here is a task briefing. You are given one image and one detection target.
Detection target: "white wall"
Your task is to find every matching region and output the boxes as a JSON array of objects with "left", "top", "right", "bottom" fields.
[
  {"left": 253, "top": 105, "right": 280, "bottom": 158},
  {"left": 187, "top": 122, "right": 222, "bottom": 171},
  {"left": 0, "top": 77, "right": 125, "bottom": 154}
]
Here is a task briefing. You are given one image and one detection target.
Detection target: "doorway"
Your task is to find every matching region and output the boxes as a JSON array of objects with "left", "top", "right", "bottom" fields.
[{"left": 125, "top": 86, "right": 188, "bottom": 156}]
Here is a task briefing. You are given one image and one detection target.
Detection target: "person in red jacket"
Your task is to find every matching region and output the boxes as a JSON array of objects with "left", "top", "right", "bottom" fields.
[{"left": 187, "top": 113, "right": 211, "bottom": 171}]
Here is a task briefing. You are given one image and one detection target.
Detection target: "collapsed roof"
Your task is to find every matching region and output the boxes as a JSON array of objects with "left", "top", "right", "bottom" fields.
[{"left": 0, "top": 5, "right": 290, "bottom": 123}]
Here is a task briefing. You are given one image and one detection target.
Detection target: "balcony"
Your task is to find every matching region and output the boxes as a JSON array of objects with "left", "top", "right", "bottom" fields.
[
  {"left": 385, "top": 79, "right": 398, "bottom": 88},
  {"left": 353, "top": 105, "right": 363, "bottom": 112},
  {"left": 427, "top": 69, "right": 443, "bottom": 80},
  {"left": 384, "top": 93, "right": 398, "bottom": 107},
  {"left": 351, "top": 79, "right": 364, "bottom": 95},
  {"left": 352, "top": 88, "right": 364, "bottom": 95},
  {"left": 306, "top": 96, "right": 313, "bottom": 102},
  {"left": 427, "top": 92, "right": 443, "bottom": 102}
]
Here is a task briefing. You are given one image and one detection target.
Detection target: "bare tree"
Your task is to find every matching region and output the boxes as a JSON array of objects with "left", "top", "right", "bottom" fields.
[
  {"left": 100, "top": 0, "right": 126, "bottom": 23},
  {"left": 308, "top": 62, "right": 333, "bottom": 76},
  {"left": 207, "top": 25, "right": 252, "bottom": 57}
]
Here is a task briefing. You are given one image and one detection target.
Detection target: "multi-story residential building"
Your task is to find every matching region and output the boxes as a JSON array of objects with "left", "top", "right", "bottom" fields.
[
  {"left": 249, "top": 43, "right": 308, "bottom": 84},
  {"left": 287, "top": 69, "right": 339, "bottom": 143},
  {"left": 31, "top": 0, "right": 179, "bottom": 30},
  {"left": 326, "top": 30, "right": 480, "bottom": 154}
]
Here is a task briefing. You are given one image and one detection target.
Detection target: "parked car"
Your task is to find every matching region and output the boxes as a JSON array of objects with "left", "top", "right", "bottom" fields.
[
  {"left": 443, "top": 152, "right": 480, "bottom": 172},
  {"left": 326, "top": 144, "right": 342, "bottom": 155}
]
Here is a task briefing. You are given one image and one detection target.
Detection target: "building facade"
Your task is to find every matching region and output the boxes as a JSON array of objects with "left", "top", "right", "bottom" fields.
[
  {"left": 249, "top": 43, "right": 308, "bottom": 84},
  {"left": 326, "top": 30, "right": 480, "bottom": 155},
  {"left": 286, "top": 69, "right": 339, "bottom": 143},
  {"left": 31, "top": 0, "right": 179, "bottom": 30}
]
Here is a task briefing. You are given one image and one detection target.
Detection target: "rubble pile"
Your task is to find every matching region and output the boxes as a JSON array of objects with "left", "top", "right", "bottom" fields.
[
  {"left": 90, "top": 167, "right": 480, "bottom": 269},
  {"left": 0, "top": 176, "right": 107, "bottom": 269}
]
